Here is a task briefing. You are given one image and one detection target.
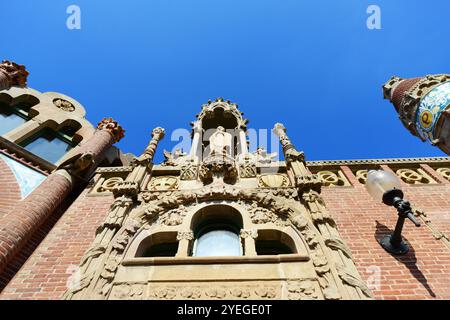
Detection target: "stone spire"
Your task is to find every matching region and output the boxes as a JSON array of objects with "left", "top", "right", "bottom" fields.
[
  {"left": 383, "top": 74, "right": 450, "bottom": 155},
  {"left": 0, "top": 60, "right": 29, "bottom": 90}
]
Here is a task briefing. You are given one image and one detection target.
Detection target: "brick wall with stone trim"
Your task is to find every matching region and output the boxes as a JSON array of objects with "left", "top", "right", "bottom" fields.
[
  {"left": 1, "top": 163, "right": 450, "bottom": 299},
  {"left": 0, "top": 181, "right": 114, "bottom": 299}
]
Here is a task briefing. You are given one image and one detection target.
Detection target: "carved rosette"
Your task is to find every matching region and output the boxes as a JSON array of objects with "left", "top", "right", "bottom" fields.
[
  {"left": 97, "top": 118, "right": 125, "bottom": 143},
  {"left": 53, "top": 98, "right": 75, "bottom": 112},
  {"left": 0, "top": 60, "right": 29, "bottom": 89}
]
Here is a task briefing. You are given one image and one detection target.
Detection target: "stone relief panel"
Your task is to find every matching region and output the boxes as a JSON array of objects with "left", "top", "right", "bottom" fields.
[
  {"left": 394, "top": 168, "right": 436, "bottom": 184},
  {"left": 180, "top": 161, "right": 198, "bottom": 180},
  {"left": 354, "top": 170, "right": 368, "bottom": 184},
  {"left": 108, "top": 280, "right": 322, "bottom": 300},
  {"left": 246, "top": 202, "right": 289, "bottom": 227},
  {"left": 315, "top": 170, "right": 350, "bottom": 187},
  {"left": 435, "top": 167, "right": 450, "bottom": 181},
  {"left": 147, "top": 176, "right": 178, "bottom": 191},
  {"left": 90, "top": 174, "right": 127, "bottom": 195},
  {"left": 258, "top": 174, "right": 290, "bottom": 188}
]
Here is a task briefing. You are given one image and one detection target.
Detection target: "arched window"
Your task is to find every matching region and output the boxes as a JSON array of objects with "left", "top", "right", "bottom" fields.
[
  {"left": 191, "top": 205, "right": 243, "bottom": 257},
  {"left": 19, "top": 125, "right": 79, "bottom": 164},
  {"left": 135, "top": 232, "right": 178, "bottom": 258},
  {"left": 255, "top": 230, "right": 297, "bottom": 256},
  {"left": 0, "top": 101, "right": 30, "bottom": 135}
]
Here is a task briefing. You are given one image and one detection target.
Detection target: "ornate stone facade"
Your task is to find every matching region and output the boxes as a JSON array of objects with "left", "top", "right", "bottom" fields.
[{"left": 1, "top": 64, "right": 450, "bottom": 300}]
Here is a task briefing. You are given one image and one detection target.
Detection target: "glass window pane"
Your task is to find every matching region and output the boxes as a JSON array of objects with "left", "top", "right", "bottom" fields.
[
  {"left": 23, "top": 131, "right": 73, "bottom": 164},
  {"left": 0, "top": 110, "right": 26, "bottom": 135},
  {"left": 194, "top": 230, "right": 242, "bottom": 257}
]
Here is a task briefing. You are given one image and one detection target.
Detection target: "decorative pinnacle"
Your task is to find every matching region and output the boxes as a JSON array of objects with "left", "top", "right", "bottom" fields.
[
  {"left": 382, "top": 76, "right": 404, "bottom": 101},
  {"left": 0, "top": 60, "right": 29, "bottom": 87},
  {"left": 97, "top": 117, "right": 125, "bottom": 143},
  {"left": 151, "top": 127, "right": 165, "bottom": 140},
  {"left": 272, "top": 123, "right": 287, "bottom": 137}
]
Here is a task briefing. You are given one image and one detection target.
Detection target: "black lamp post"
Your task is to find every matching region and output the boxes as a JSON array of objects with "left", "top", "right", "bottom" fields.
[{"left": 366, "top": 170, "right": 421, "bottom": 255}]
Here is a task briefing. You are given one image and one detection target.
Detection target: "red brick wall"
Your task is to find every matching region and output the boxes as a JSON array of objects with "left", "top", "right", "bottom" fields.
[
  {"left": 0, "top": 185, "right": 114, "bottom": 299},
  {"left": 0, "top": 156, "right": 21, "bottom": 219},
  {"left": 1, "top": 165, "right": 449, "bottom": 300},
  {"left": 323, "top": 166, "right": 450, "bottom": 300}
]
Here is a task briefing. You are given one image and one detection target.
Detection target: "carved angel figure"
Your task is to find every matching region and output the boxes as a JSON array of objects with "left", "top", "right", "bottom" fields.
[
  {"left": 253, "top": 147, "right": 277, "bottom": 164},
  {"left": 162, "top": 149, "right": 187, "bottom": 166}
]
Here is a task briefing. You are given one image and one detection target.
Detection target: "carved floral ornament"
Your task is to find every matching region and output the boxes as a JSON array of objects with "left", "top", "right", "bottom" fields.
[
  {"left": 395, "top": 168, "right": 435, "bottom": 184},
  {"left": 64, "top": 182, "right": 373, "bottom": 300},
  {"left": 97, "top": 118, "right": 125, "bottom": 143},
  {"left": 147, "top": 176, "right": 178, "bottom": 191},
  {"left": 53, "top": 98, "right": 75, "bottom": 112},
  {"left": 0, "top": 60, "right": 29, "bottom": 87},
  {"left": 436, "top": 167, "right": 450, "bottom": 181}
]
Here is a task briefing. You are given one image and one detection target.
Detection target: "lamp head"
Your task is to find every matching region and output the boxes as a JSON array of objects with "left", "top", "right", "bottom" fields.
[{"left": 365, "top": 170, "right": 403, "bottom": 205}]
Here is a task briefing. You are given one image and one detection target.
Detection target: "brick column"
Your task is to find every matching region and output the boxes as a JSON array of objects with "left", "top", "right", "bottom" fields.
[
  {"left": 0, "top": 60, "right": 28, "bottom": 91},
  {"left": 0, "top": 118, "right": 124, "bottom": 275}
]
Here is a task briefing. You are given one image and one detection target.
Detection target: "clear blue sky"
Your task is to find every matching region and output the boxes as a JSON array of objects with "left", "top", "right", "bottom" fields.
[{"left": 2, "top": 0, "right": 449, "bottom": 162}]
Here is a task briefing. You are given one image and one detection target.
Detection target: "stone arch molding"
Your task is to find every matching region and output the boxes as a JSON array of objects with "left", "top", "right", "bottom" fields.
[{"left": 63, "top": 184, "right": 373, "bottom": 300}]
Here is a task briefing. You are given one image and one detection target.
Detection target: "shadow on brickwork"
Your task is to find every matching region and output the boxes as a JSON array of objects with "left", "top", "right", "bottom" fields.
[{"left": 374, "top": 220, "right": 436, "bottom": 298}]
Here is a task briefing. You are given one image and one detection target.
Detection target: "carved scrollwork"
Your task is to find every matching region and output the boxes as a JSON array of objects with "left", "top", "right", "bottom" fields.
[
  {"left": 110, "top": 283, "right": 145, "bottom": 300},
  {"left": 396, "top": 168, "right": 435, "bottom": 184},
  {"left": 180, "top": 160, "right": 198, "bottom": 180},
  {"left": 98, "top": 177, "right": 124, "bottom": 193},
  {"left": 436, "top": 167, "right": 450, "bottom": 181},
  {"left": 159, "top": 205, "right": 187, "bottom": 226},
  {"left": 146, "top": 284, "right": 278, "bottom": 300},
  {"left": 247, "top": 203, "right": 289, "bottom": 226},
  {"left": 239, "top": 156, "right": 257, "bottom": 178},
  {"left": 317, "top": 171, "right": 349, "bottom": 187},
  {"left": 286, "top": 279, "right": 319, "bottom": 300},
  {"left": 355, "top": 170, "right": 368, "bottom": 184}
]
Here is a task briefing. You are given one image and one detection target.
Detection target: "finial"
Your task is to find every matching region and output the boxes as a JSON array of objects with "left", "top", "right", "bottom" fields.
[{"left": 97, "top": 118, "right": 125, "bottom": 143}]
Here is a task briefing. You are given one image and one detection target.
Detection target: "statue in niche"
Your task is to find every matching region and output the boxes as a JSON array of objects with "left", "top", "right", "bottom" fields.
[{"left": 209, "top": 126, "right": 233, "bottom": 157}]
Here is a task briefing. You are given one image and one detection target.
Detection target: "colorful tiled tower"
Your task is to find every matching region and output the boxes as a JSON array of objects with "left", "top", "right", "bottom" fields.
[{"left": 383, "top": 74, "right": 450, "bottom": 155}]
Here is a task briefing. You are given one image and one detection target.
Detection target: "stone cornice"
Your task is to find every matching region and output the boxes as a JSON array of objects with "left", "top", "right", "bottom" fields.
[{"left": 306, "top": 157, "right": 450, "bottom": 167}]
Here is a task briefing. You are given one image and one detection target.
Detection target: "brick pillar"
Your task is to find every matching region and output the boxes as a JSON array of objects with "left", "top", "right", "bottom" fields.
[
  {"left": 0, "top": 60, "right": 28, "bottom": 91},
  {"left": 0, "top": 118, "right": 124, "bottom": 274}
]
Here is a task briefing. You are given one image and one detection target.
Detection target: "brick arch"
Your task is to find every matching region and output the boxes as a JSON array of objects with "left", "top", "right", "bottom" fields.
[{"left": 0, "top": 156, "right": 21, "bottom": 219}]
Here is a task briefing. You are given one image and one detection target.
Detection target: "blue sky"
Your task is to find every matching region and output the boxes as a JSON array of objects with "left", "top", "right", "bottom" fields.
[{"left": 1, "top": 0, "right": 449, "bottom": 162}]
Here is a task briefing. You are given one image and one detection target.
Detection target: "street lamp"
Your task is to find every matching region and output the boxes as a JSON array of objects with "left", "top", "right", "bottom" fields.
[{"left": 365, "top": 170, "right": 421, "bottom": 255}]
